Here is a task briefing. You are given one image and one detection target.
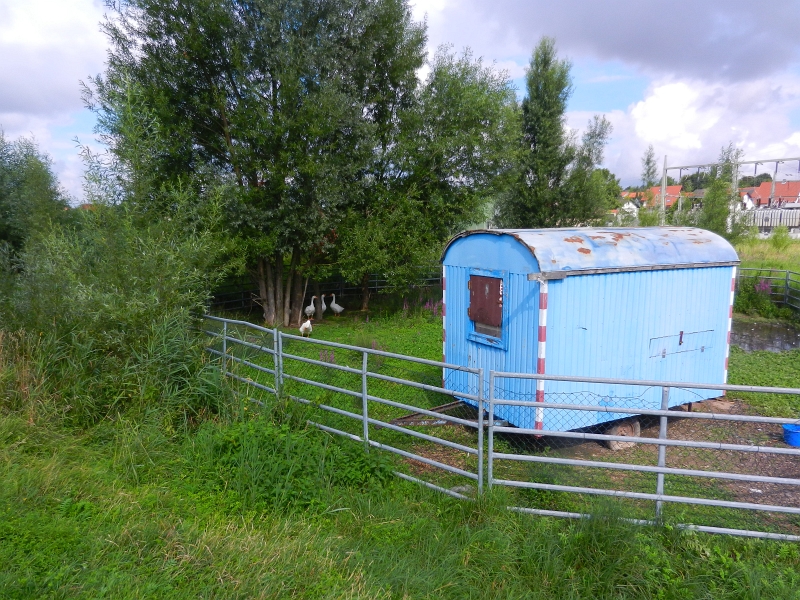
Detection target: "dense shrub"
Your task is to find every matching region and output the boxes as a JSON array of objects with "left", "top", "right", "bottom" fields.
[
  {"left": 0, "top": 201, "right": 232, "bottom": 427},
  {"left": 734, "top": 276, "right": 794, "bottom": 320}
]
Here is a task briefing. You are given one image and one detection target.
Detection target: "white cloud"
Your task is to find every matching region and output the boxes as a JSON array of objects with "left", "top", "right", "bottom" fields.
[
  {"left": 0, "top": 0, "right": 107, "bottom": 200},
  {"left": 574, "top": 75, "right": 800, "bottom": 186}
]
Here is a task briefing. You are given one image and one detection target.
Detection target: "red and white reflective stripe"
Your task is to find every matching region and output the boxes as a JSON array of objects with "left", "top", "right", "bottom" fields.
[
  {"left": 442, "top": 267, "right": 447, "bottom": 386},
  {"left": 535, "top": 280, "right": 548, "bottom": 430},
  {"left": 723, "top": 267, "right": 736, "bottom": 392}
]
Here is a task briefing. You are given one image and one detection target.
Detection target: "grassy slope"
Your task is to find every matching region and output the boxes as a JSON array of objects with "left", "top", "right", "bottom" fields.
[
  {"left": 3, "top": 413, "right": 800, "bottom": 599},
  {"left": 736, "top": 238, "right": 800, "bottom": 271},
  {"left": 4, "top": 312, "right": 800, "bottom": 598}
]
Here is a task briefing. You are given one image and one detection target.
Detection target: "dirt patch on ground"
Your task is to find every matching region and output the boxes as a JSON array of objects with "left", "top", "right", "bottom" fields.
[
  {"left": 403, "top": 442, "right": 473, "bottom": 478},
  {"left": 544, "top": 397, "right": 800, "bottom": 533}
]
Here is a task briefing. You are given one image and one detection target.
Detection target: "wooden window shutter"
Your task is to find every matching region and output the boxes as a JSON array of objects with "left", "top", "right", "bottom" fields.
[{"left": 469, "top": 275, "right": 502, "bottom": 336}]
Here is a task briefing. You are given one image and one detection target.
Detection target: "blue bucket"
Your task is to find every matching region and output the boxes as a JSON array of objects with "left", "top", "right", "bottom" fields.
[{"left": 783, "top": 424, "right": 800, "bottom": 447}]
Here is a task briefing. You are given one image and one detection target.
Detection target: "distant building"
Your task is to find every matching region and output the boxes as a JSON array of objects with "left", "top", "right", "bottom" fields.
[
  {"left": 619, "top": 185, "right": 682, "bottom": 209},
  {"left": 740, "top": 181, "right": 800, "bottom": 208}
]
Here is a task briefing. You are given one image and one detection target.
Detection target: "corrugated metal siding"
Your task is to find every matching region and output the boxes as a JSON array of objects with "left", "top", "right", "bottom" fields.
[
  {"left": 443, "top": 230, "right": 736, "bottom": 432},
  {"left": 444, "top": 266, "right": 539, "bottom": 405},
  {"left": 538, "top": 266, "right": 732, "bottom": 430}
]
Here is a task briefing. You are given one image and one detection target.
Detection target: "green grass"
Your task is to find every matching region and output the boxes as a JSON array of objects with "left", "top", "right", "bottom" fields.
[
  {"left": 727, "top": 345, "right": 800, "bottom": 417},
  {"left": 5, "top": 310, "right": 800, "bottom": 598},
  {"left": 736, "top": 237, "right": 800, "bottom": 271},
  {"left": 3, "top": 412, "right": 800, "bottom": 599}
]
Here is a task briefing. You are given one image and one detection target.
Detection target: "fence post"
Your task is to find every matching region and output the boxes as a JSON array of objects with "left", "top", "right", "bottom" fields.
[
  {"left": 785, "top": 271, "right": 790, "bottom": 306},
  {"left": 273, "top": 327, "right": 280, "bottom": 396},
  {"left": 488, "top": 371, "right": 495, "bottom": 491},
  {"left": 221, "top": 321, "right": 227, "bottom": 378},
  {"left": 477, "top": 368, "right": 484, "bottom": 495},
  {"left": 362, "top": 350, "right": 370, "bottom": 451},
  {"left": 277, "top": 331, "right": 284, "bottom": 394},
  {"left": 655, "top": 386, "right": 670, "bottom": 520}
]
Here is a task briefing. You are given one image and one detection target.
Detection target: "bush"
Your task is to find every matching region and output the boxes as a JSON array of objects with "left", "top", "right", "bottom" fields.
[
  {"left": 770, "top": 225, "right": 792, "bottom": 251},
  {"left": 0, "top": 201, "right": 232, "bottom": 427},
  {"left": 734, "top": 276, "right": 794, "bottom": 320}
]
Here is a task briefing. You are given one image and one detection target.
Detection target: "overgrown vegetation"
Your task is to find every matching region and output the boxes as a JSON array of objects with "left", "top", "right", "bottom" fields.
[
  {"left": 734, "top": 276, "right": 795, "bottom": 320},
  {"left": 0, "top": 186, "right": 233, "bottom": 427},
  {"left": 3, "top": 2, "right": 800, "bottom": 595},
  {"left": 737, "top": 228, "right": 800, "bottom": 271}
]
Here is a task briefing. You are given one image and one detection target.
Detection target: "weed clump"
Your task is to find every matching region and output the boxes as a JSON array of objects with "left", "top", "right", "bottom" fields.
[
  {"left": 188, "top": 415, "right": 393, "bottom": 512},
  {"left": 734, "top": 276, "right": 795, "bottom": 320}
]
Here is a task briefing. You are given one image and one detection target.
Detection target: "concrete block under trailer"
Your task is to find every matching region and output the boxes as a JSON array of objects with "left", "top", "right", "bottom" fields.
[{"left": 440, "top": 227, "right": 739, "bottom": 446}]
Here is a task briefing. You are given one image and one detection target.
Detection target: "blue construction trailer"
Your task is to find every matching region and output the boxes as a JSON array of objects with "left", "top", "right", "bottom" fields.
[{"left": 441, "top": 227, "right": 739, "bottom": 433}]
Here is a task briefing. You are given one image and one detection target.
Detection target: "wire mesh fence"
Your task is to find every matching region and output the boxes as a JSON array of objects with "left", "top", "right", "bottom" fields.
[
  {"left": 489, "top": 372, "right": 800, "bottom": 540},
  {"left": 202, "top": 315, "right": 484, "bottom": 499}
]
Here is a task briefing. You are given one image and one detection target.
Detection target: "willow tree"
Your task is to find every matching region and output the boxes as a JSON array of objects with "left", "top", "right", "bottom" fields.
[
  {"left": 88, "top": 0, "right": 426, "bottom": 325},
  {"left": 0, "top": 133, "right": 71, "bottom": 254},
  {"left": 337, "top": 48, "right": 518, "bottom": 309}
]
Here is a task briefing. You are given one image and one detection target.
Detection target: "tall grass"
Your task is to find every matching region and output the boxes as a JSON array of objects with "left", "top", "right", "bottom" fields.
[
  {"left": 3, "top": 408, "right": 800, "bottom": 598},
  {"left": 736, "top": 230, "right": 800, "bottom": 271},
  {"left": 0, "top": 201, "right": 232, "bottom": 427}
]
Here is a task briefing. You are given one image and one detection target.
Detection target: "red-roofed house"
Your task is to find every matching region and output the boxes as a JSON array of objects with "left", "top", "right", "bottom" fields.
[
  {"left": 648, "top": 185, "right": 682, "bottom": 208},
  {"left": 743, "top": 181, "right": 800, "bottom": 207}
]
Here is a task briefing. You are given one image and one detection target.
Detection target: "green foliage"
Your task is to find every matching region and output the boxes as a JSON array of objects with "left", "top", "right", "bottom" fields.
[
  {"left": 738, "top": 172, "right": 773, "bottom": 188},
  {"left": 733, "top": 276, "right": 794, "bottom": 320},
  {"left": 697, "top": 175, "right": 734, "bottom": 237},
  {"left": 337, "top": 47, "right": 516, "bottom": 296},
  {"left": 190, "top": 417, "right": 393, "bottom": 511},
  {"left": 590, "top": 167, "right": 622, "bottom": 211},
  {"left": 494, "top": 37, "right": 613, "bottom": 228},
  {"left": 0, "top": 133, "right": 72, "bottom": 253},
  {"left": 90, "top": 0, "right": 517, "bottom": 319},
  {"left": 680, "top": 170, "right": 712, "bottom": 193},
  {"left": 662, "top": 144, "right": 747, "bottom": 241},
  {"left": 0, "top": 197, "right": 233, "bottom": 426},
  {"left": 637, "top": 206, "right": 661, "bottom": 226},
  {"left": 770, "top": 225, "right": 792, "bottom": 251},
  {"left": 641, "top": 143, "right": 658, "bottom": 189}
]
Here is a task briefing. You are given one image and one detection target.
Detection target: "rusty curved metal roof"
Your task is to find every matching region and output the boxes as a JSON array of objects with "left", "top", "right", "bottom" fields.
[{"left": 442, "top": 227, "right": 739, "bottom": 277}]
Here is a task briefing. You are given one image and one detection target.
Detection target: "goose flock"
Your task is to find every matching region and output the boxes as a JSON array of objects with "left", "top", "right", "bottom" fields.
[{"left": 300, "top": 293, "right": 345, "bottom": 336}]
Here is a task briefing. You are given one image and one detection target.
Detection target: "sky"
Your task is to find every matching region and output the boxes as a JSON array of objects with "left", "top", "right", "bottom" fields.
[{"left": 2, "top": 0, "right": 800, "bottom": 201}]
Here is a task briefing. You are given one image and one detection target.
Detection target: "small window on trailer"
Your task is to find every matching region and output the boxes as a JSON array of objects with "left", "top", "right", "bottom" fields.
[{"left": 468, "top": 275, "right": 503, "bottom": 338}]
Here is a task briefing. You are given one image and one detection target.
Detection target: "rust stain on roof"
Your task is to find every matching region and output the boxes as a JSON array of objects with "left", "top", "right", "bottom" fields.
[
  {"left": 577, "top": 247, "right": 591, "bottom": 254},
  {"left": 564, "top": 236, "right": 584, "bottom": 244},
  {"left": 606, "top": 231, "right": 639, "bottom": 242},
  {"left": 589, "top": 235, "right": 606, "bottom": 240}
]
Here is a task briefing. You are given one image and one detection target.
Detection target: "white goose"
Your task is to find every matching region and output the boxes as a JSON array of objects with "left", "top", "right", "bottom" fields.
[
  {"left": 299, "top": 317, "right": 313, "bottom": 337},
  {"left": 329, "top": 293, "right": 344, "bottom": 316},
  {"left": 304, "top": 296, "right": 317, "bottom": 318},
  {"left": 319, "top": 294, "right": 327, "bottom": 316}
]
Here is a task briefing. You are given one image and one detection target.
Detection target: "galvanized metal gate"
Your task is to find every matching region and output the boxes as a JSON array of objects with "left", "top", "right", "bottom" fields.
[
  {"left": 203, "top": 315, "right": 485, "bottom": 499},
  {"left": 203, "top": 315, "right": 800, "bottom": 541}
]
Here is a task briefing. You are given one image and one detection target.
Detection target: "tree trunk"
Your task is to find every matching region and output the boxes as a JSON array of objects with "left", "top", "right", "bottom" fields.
[
  {"left": 361, "top": 272, "right": 370, "bottom": 311},
  {"left": 282, "top": 248, "right": 299, "bottom": 327},
  {"left": 291, "top": 269, "right": 303, "bottom": 326},
  {"left": 275, "top": 254, "right": 284, "bottom": 328},
  {"left": 314, "top": 281, "right": 323, "bottom": 320},
  {"left": 257, "top": 256, "right": 276, "bottom": 325}
]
